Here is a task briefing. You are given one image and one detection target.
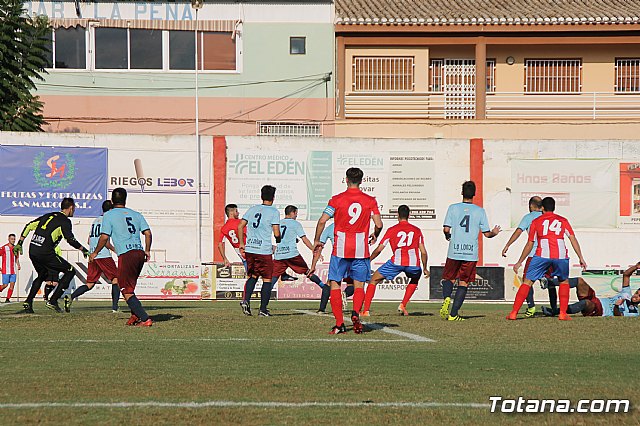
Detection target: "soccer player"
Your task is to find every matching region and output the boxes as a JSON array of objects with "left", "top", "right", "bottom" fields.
[
  {"left": 441, "top": 181, "right": 501, "bottom": 321},
  {"left": 364, "top": 205, "right": 429, "bottom": 316},
  {"left": 237, "top": 185, "right": 281, "bottom": 317},
  {"left": 218, "top": 203, "right": 246, "bottom": 269},
  {"left": 502, "top": 196, "right": 543, "bottom": 318},
  {"left": 90, "top": 188, "right": 153, "bottom": 327},
  {"left": 542, "top": 264, "right": 640, "bottom": 317},
  {"left": 68, "top": 200, "right": 120, "bottom": 312},
  {"left": 14, "top": 198, "right": 90, "bottom": 313},
  {"left": 0, "top": 234, "right": 20, "bottom": 303},
  {"left": 311, "top": 167, "right": 383, "bottom": 335},
  {"left": 508, "top": 196, "right": 587, "bottom": 321},
  {"left": 271, "top": 205, "right": 329, "bottom": 314}
]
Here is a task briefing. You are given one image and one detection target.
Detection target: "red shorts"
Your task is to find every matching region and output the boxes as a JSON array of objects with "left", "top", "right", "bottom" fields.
[
  {"left": 117, "top": 250, "right": 145, "bottom": 295},
  {"left": 246, "top": 253, "right": 273, "bottom": 279},
  {"left": 87, "top": 257, "right": 118, "bottom": 283},
  {"left": 272, "top": 255, "right": 308, "bottom": 278},
  {"left": 442, "top": 258, "right": 477, "bottom": 283},
  {"left": 579, "top": 286, "right": 603, "bottom": 317}
]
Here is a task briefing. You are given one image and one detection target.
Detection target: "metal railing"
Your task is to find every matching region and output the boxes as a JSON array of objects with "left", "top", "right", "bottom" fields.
[{"left": 256, "top": 121, "right": 322, "bottom": 136}]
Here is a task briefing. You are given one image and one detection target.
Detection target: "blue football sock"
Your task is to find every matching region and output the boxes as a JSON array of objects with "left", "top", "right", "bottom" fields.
[
  {"left": 568, "top": 277, "right": 579, "bottom": 288},
  {"left": 526, "top": 286, "right": 535, "bottom": 309},
  {"left": 309, "top": 275, "right": 323, "bottom": 287},
  {"left": 260, "top": 280, "right": 273, "bottom": 311},
  {"left": 111, "top": 284, "right": 120, "bottom": 311},
  {"left": 126, "top": 295, "right": 149, "bottom": 321},
  {"left": 319, "top": 285, "right": 330, "bottom": 311},
  {"left": 442, "top": 280, "right": 454, "bottom": 299},
  {"left": 450, "top": 286, "right": 468, "bottom": 317},
  {"left": 243, "top": 277, "right": 258, "bottom": 303},
  {"left": 71, "top": 285, "right": 91, "bottom": 300},
  {"left": 548, "top": 286, "right": 558, "bottom": 312},
  {"left": 567, "top": 299, "right": 587, "bottom": 314}
]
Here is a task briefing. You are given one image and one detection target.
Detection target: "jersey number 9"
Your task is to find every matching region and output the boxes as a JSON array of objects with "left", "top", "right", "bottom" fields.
[{"left": 348, "top": 203, "right": 362, "bottom": 225}]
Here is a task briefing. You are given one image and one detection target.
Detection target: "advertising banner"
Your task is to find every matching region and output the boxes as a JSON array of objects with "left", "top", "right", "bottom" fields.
[
  {"left": 108, "top": 150, "right": 211, "bottom": 220},
  {"left": 213, "top": 263, "right": 276, "bottom": 301},
  {"left": 618, "top": 162, "right": 640, "bottom": 228},
  {"left": 429, "top": 266, "right": 505, "bottom": 300},
  {"left": 227, "top": 150, "right": 436, "bottom": 221},
  {"left": 0, "top": 145, "right": 107, "bottom": 217},
  {"left": 510, "top": 159, "right": 617, "bottom": 228}
]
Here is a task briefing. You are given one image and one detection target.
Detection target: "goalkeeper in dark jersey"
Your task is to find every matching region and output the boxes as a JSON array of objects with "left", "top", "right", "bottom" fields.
[{"left": 14, "top": 198, "right": 89, "bottom": 313}]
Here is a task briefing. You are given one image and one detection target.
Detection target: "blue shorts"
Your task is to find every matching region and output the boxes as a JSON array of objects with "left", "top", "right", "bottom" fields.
[
  {"left": 328, "top": 256, "right": 371, "bottom": 283},
  {"left": 2, "top": 274, "right": 16, "bottom": 285},
  {"left": 525, "top": 257, "right": 569, "bottom": 282},
  {"left": 377, "top": 260, "right": 421, "bottom": 282}
]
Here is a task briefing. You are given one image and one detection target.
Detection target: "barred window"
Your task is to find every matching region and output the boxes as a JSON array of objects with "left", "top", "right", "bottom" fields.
[
  {"left": 615, "top": 59, "right": 640, "bottom": 93},
  {"left": 525, "top": 59, "right": 582, "bottom": 93},
  {"left": 429, "top": 59, "right": 496, "bottom": 92},
  {"left": 352, "top": 56, "right": 414, "bottom": 92}
]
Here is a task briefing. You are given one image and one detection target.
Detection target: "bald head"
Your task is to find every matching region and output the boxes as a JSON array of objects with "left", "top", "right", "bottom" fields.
[{"left": 529, "top": 196, "right": 542, "bottom": 212}]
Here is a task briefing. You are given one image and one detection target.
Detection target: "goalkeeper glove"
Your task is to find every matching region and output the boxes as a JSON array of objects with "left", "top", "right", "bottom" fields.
[
  {"left": 82, "top": 248, "right": 90, "bottom": 259},
  {"left": 13, "top": 242, "right": 23, "bottom": 256}
]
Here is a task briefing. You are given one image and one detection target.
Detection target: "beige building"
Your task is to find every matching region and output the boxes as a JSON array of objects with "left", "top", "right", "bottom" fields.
[{"left": 333, "top": 0, "right": 640, "bottom": 139}]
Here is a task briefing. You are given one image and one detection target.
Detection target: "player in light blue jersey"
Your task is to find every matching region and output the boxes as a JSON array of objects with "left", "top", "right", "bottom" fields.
[
  {"left": 542, "top": 263, "right": 640, "bottom": 317},
  {"left": 90, "top": 188, "right": 153, "bottom": 327},
  {"left": 314, "top": 222, "right": 356, "bottom": 310},
  {"left": 440, "top": 181, "right": 501, "bottom": 321},
  {"left": 238, "top": 185, "right": 281, "bottom": 317},
  {"left": 68, "top": 200, "right": 121, "bottom": 312},
  {"left": 271, "top": 206, "right": 330, "bottom": 313},
  {"left": 502, "top": 196, "right": 542, "bottom": 318}
]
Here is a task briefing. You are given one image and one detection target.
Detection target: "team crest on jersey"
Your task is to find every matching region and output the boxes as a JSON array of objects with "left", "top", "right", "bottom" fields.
[{"left": 33, "top": 152, "right": 76, "bottom": 189}]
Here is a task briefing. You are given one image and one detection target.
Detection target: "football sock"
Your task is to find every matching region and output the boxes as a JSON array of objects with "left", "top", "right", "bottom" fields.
[
  {"left": 510, "top": 283, "right": 531, "bottom": 315},
  {"left": 526, "top": 286, "right": 535, "bottom": 309},
  {"left": 260, "top": 280, "right": 273, "bottom": 311},
  {"left": 450, "top": 286, "right": 468, "bottom": 317},
  {"left": 548, "top": 286, "right": 558, "bottom": 312},
  {"left": 111, "top": 284, "right": 120, "bottom": 311},
  {"left": 330, "top": 289, "right": 343, "bottom": 326},
  {"left": 344, "top": 285, "right": 354, "bottom": 298},
  {"left": 50, "top": 269, "right": 75, "bottom": 304},
  {"left": 442, "top": 280, "right": 454, "bottom": 299},
  {"left": 6, "top": 288, "right": 13, "bottom": 300},
  {"left": 71, "top": 285, "right": 91, "bottom": 300},
  {"left": 44, "top": 284, "right": 54, "bottom": 300},
  {"left": 568, "top": 277, "right": 579, "bottom": 288},
  {"left": 558, "top": 283, "right": 570, "bottom": 315},
  {"left": 27, "top": 273, "right": 46, "bottom": 303},
  {"left": 363, "top": 284, "right": 376, "bottom": 312},
  {"left": 566, "top": 299, "right": 587, "bottom": 314},
  {"left": 402, "top": 284, "right": 418, "bottom": 306},
  {"left": 352, "top": 287, "right": 365, "bottom": 314},
  {"left": 243, "top": 277, "right": 258, "bottom": 303},
  {"left": 126, "top": 295, "right": 149, "bottom": 321},
  {"left": 309, "top": 275, "right": 323, "bottom": 287},
  {"left": 319, "top": 285, "right": 331, "bottom": 311}
]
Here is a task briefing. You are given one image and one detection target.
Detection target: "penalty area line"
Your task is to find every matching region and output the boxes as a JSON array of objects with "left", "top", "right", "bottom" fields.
[
  {"left": 0, "top": 337, "right": 415, "bottom": 344},
  {"left": 0, "top": 400, "right": 491, "bottom": 409},
  {"left": 294, "top": 310, "right": 435, "bottom": 342}
]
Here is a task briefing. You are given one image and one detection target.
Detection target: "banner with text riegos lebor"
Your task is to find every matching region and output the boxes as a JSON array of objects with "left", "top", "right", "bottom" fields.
[
  {"left": 0, "top": 146, "right": 107, "bottom": 217},
  {"left": 429, "top": 267, "right": 505, "bottom": 300}
]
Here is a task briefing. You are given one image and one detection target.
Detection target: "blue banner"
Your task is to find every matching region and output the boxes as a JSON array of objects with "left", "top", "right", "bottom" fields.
[{"left": 0, "top": 145, "right": 108, "bottom": 217}]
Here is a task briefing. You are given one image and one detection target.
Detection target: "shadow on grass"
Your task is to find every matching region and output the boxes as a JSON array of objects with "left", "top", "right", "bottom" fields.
[
  {"left": 461, "top": 315, "right": 486, "bottom": 320},
  {"left": 408, "top": 312, "right": 434, "bottom": 317},
  {"left": 149, "top": 313, "right": 183, "bottom": 322}
]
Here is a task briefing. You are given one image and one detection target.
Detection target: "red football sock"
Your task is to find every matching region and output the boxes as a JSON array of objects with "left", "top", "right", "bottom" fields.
[
  {"left": 402, "top": 284, "right": 418, "bottom": 306},
  {"left": 6, "top": 288, "right": 13, "bottom": 299},
  {"left": 352, "top": 287, "right": 365, "bottom": 314},
  {"left": 510, "top": 283, "right": 531, "bottom": 315},
  {"left": 363, "top": 284, "right": 376, "bottom": 312},
  {"left": 558, "top": 283, "right": 570, "bottom": 315},
  {"left": 330, "top": 289, "right": 343, "bottom": 326}
]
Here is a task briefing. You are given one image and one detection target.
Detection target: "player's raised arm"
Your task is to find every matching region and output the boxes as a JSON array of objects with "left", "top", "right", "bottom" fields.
[
  {"left": 622, "top": 263, "right": 640, "bottom": 288},
  {"left": 502, "top": 228, "right": 523, "bottom": 256},
  {"left": 61, "top": 218, "right": 88, "bottom": 256},
  {"left": 14, "top": 217, "right": 40, "bottom": 255}
]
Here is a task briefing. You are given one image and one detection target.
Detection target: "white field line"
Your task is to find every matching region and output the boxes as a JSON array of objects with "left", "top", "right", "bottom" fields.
[
  {"left": 294, "top": 309, "right": 435, "bottom": 342},
  {"left": 0, "top": 400, "right": 490, "bottom": 409},
  {"left": 0, "top": 337, "right": 416, "bottom": 344}
]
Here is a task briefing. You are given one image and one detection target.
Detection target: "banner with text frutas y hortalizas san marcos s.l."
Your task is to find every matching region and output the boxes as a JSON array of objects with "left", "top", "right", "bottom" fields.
[{"left": 0, "top": 145, "right": 108, "bottom": 217}]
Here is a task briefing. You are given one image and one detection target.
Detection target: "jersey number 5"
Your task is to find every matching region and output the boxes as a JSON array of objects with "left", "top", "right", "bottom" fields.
[
  {"left": 126, "top": 217, "right": 136, "bottom": 234},
  {"left": 348, "top": 203, "right": 362, "bottom": 225}
]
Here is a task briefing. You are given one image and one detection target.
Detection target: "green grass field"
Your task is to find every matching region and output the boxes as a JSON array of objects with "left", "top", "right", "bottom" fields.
[{"left": 0, "top": 300, "right": 638, "bottom": 425}]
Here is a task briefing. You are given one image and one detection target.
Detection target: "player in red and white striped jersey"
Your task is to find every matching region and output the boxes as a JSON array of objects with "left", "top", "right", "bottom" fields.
[
  {"left": 509, "top": 197, "right": 587, "bottom": 321},
  {"left": 0, "top": 234, "right": 21, "bottom": 302},
  {"left": 311, "top": 167, "right": 383, "bottom": 335},
  {"left": 365, "top": 205, "right": 429, "bottom": 316}
]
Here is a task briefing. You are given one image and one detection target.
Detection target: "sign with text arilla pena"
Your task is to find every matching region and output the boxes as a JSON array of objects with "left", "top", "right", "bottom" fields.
[{"left": 0, "top": 145, "right": 107, "bottom": 217}]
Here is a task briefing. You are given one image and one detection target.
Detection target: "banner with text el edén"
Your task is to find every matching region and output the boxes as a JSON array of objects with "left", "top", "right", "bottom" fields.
[{"left": 0, "top": 145, "right": 108, "bottom": 217}]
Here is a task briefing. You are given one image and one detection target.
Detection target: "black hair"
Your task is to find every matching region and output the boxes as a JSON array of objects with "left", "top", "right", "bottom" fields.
[
  {"left": 102, "top": 200, "right": 113, "bottom": 213},
  {"left": 462, "top": 181, "right": 476, "bottom": 199},
  {"left": 60, "top": 198, "right": 75, "bottom": 210},
  {"left": 398, "top": 205, "right": 410, "bottom": 219},
  {"left": 225, "top": 203, "right": 238, "bottom": 217},
  {"left": 346, "top": 168, "right": 364, "bottom": 185},
  {"left": 112, "top": 187, "right": 127, "bottom": 205},
  {"left": 285, "top": 205, "right": 298, "bottom": 216},
  {"left": 8, "top": 233, "right": 15, "bottom": 238},
  {"left": 542, "top": 196, "right": 556, "bottom": 212},
  {"left": 261, "top": 185, "right": 276, "bottom": 202},
  {"left": 529, "top": 196, "right": 542, "bottom": 209}
]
